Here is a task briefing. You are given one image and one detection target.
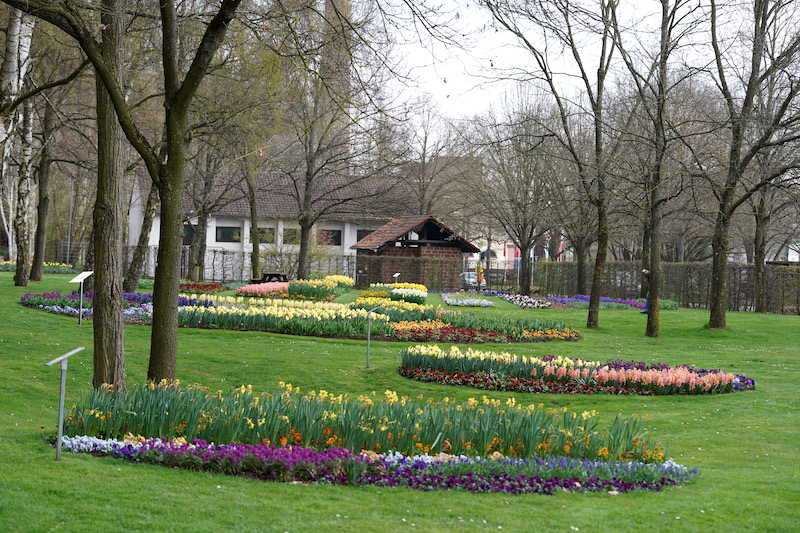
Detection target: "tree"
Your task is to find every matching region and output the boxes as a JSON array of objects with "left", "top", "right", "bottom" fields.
[
  {"left": 2, "top": 0, "right": 245, "bottom": 380},
  {"left": 480, "top": 0, "right": 627, "bottom": 328},
  {"left": 466, "top": 96, "right": 552, "bottom": 295},
  {"left": 29, "top": 99, "right": 56, "bottom": 281},
  {"left": 91, "top": 0, "right": 125, "bottom": 388},
  {"left": 609, "top": 0, "right": 700, "bottom": 336},
  {"left": 697, "top": 0, "right": 800, "bottom": 328},
  {"left": 12, "top": 96, "right": 33, "bottom": 286}
]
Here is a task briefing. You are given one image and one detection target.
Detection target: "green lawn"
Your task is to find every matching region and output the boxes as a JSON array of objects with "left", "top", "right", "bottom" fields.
[{"left": 1, "top": 273, "right": 798, "bottom": 532}]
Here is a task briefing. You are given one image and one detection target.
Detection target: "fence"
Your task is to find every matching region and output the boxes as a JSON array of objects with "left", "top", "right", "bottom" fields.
[
  {"left": 464, "top": 258, "right": 800, "bottom": 314},
  {"left": 121, "top": 246, "right": 358, "bottom": 283}
]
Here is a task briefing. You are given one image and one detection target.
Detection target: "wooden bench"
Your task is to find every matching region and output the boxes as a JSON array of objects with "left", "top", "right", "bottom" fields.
[{"left": 249, "top": 272, "right": 289, "bottom": 284}]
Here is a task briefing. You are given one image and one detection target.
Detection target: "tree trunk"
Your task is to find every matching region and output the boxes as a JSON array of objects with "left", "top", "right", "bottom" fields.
[
  {"left": 645, "top": 192, "right": 661, "bottom": 338},
  {"left": 123, "top": 182, "right": 158, "bottom": 292},
  {"left": 574, "top": 241, "right": 587, "bottom": 295},
  {"left": 296, "top": 220, "right": 313, "bottom": 279},
  {"left": 13, "top": 97, "right": 33, "bottom": 286},
  {"left": 708, "top": 214, "right": 730, "bottom": 328},
  {"left": 91, "top": 0, "right": 125, "bottom": 389},
  {"left": 586, "top": 202, "right": 608, "bottom": 329},
  {"left": 518, "top": 243, "right": 532, "bottom": 295},
  {"left": 639, "top": 225, "right": 651, "bottom": 298},
  {"left": 30, "top": 101, "right": 56, "bottom": 281},
  {"left": 188, "top": 212, "right": 207, "bottom": 281},
  {"left": 147, "top": 107, "right": 189, "bottom": 382},
  {"left": 753, "top": 196, "right": 769, "bottom": 313},
  {"left": 246, "top": 176, "right": 261, "bottom": 279}
]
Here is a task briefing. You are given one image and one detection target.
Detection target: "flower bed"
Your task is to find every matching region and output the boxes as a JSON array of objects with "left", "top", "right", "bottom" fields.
[
  {"left": 498, "top": 294, "right": 552, "bottom": 309},
  {"left": 400, "top": 345, "right": 756, "bottom": 395},
  {"left": 350, "top": 297, "right": 437, "bottom": 322},
  {"left": 178, "top": 282, "right": 225, "bottom": 293},
  {"left": 21, "top": 290, "right": 579, "bottom": 343},
  {"left": 389, "top": 287, "right": 427, "bottom": 305},
  {"left": 20, "top": 292, "right": 212, "bottom": 320},
  {"left": 58, "top": 435, "right": 697, "bottom": 494},
  {"left": 548, "top": 295, "right": 679, "bottom": 310},
  {"left": 178, "top": 304, "right": 392, "bottom": 338},
  {"left": 288, "top": 279, "right": 339, "bottom": 300},
  {"left": 0, "top": 260, "right": 76, "bottom": 273},
  {"left": 235, "top": 282, "right": 289, "bottom": 298},
  {"left": 391, "top": 320, "right": 512, "bottom": 343},
  {"left": 323, "top": 274, "right": 354, "bottom": 288},
  {"left": 442, "top": 313, "right": 579, "bottom": 341},
  {"left": 442, "top": 293, "right": 495, "bottom": 307},
  {"left": 64, "top": 381, "right": 664, "bottom": 462}
]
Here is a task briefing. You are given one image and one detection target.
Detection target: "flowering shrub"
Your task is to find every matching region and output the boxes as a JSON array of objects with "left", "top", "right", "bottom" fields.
[
  {"left": 323, "top": 274, "right": 354, "bottom": 288},
  {"left": 389, "top": 287, "right": 427, "bottom": 305},
  {"left": 235, "top": 282, "right": 289, "bottom": 298},
  {"left": 0, "top": 260, "right": 76, "bottom": 273},
  {"left": 63, "top": 381, "right": 663, "bottom": 462},
  {"left": 498, "top": 294, "right": 552, "bottom": 309},
  {"left": 288, "top": 279, "right": 338, "bottom": 300},
  {"left": 400, "top": 345, "right": 756, "bottom": 395},
  {"left": 178, "top": 282, "right": 225, "bottom": 293},
  {"left": 442, "top": 293, "right": 495, "bottom": 307},
  {"left": 58, "top": 435, "right": 698, "bottom": 494}
]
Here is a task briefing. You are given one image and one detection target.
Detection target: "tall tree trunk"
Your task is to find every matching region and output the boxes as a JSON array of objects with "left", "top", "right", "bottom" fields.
[
  {"left": 13, "top": 97, "right": 33, "bottom": 286},
  {"left": 574, "top": 241, "right": 587, "bottom": 295},
  {"left": 586, "top": 201, "right": 608, "bottom": 329},
  {"left": 30, "top": 101, "right": 56, "bottom": 281},
  {"left": 518, "top": 243, "right": 532, "bottom": 295},
  {"left": 0, "top": 136, "right": 16, "bottom": 258},
  {"left": 147, "top": 107, "right": 189, "bottom": 382},
  {"left": 246, "top": 176, "right": 261, "bottom": 279},
  {"left": 123, "top": 182, "right": 158, "bottom": 292},
  {"left": 645, "top": 187, "right": 661, "bottom": 338},
  {"left": 188, "top": 212, "right": 207, "bottom": 281},
  {"left": 708, "top": 214, "right": 730, "bottom": 328},
  {"left": 296, "top": 220, "right": 313, "bottom": 279},
  {"left": 753, "top": 196, "right": 769, "bottom": 313},
  {"left": 92, "top": 0, "right": 125, "bottom": 388},
  {"left": 639, "top": 225, "right": 651, "bottom": 298}
]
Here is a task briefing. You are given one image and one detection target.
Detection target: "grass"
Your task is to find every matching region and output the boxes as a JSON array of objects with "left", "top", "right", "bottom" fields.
[{"left": 1, "top": 273, "right": 798, "bottom": 532}]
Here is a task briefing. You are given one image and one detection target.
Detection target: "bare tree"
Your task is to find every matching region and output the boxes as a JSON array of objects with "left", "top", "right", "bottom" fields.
[
  {"left": 480, "top": 0, "right": 628, "bottom": 328},
  {"left": 694, "top": 0, "right": 800, "bottom": 328},
  {"left": 610, "top": 0, "right": 701, "bottom": 336},
  {"left": 466, "top": 96, "right": 552, "bottom": 295}
]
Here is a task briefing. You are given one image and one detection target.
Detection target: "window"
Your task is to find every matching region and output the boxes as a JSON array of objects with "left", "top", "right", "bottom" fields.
[
  {"left": 283, "top": 228, "right": 300, "bottom": 245},
  {"left": 182, "top": 225, "right": 196, "bottom": 246},
  {"left": 215, "top": 226, "right": 241, "bottom": 243},
  {"left": 356, "top": 229, "right": 374, "bottom": 242},
  {"left": 317, "top": 229, "right": 342, "bottom": 246},
  {"left": 255, "top": 227, "right": 275, "bottom": 244}
]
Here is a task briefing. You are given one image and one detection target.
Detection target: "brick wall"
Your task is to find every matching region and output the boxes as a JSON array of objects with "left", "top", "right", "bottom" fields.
[{"left": 355, "top": 245, "right": 464, "bottom": 290}]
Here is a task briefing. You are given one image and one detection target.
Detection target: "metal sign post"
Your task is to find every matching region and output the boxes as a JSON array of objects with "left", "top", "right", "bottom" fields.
[
  {"left": 365, "top": 305, "right": 382, "bottom": 369},
  {"left": 68, "top": 271, "right": 93, "bottom": 325},
  {"left": 45, "top": 347, "right": 85, "bottom": 460}
]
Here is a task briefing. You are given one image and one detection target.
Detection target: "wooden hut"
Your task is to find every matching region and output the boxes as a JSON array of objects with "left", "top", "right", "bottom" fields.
[{"left": 352, "top": 215, "right": 480, "bottom": 290}]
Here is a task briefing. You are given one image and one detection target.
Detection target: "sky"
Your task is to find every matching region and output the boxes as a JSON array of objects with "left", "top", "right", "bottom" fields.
[{"left": 391, "top": 2, "right": 525, "bottom": 120}]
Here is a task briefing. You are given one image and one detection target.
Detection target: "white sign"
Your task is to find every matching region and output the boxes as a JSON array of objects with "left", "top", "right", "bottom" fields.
[{"left": 69, "top": 271, "right": 94, "bottom": 283}]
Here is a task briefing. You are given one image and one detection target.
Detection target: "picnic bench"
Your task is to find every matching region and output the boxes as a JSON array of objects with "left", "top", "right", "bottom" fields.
[{"left": 249, "top": 272, "right": 289, "bottom": 284}]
